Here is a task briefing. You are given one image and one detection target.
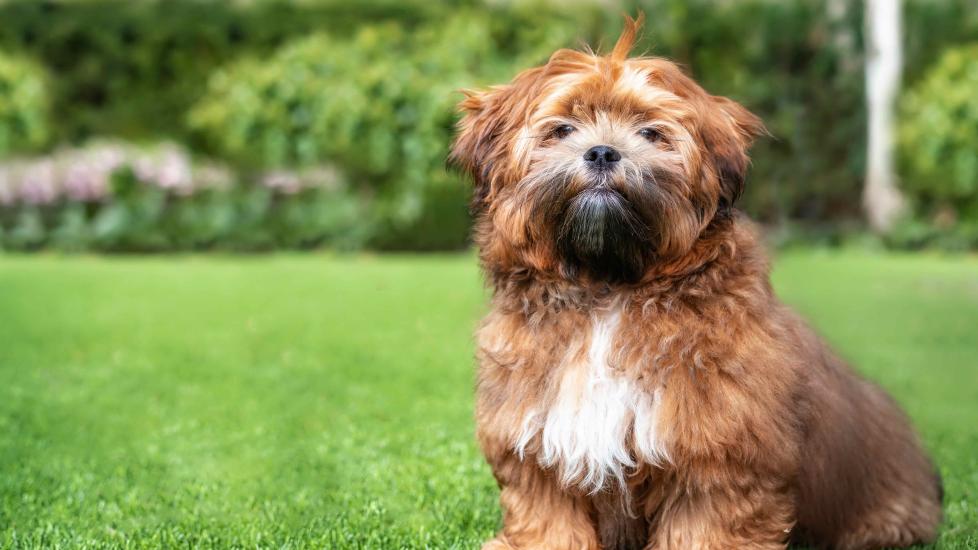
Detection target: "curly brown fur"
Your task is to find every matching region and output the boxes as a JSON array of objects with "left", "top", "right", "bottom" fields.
[{"left": 451, "top": 15, "right": 942, "bottom": 550}]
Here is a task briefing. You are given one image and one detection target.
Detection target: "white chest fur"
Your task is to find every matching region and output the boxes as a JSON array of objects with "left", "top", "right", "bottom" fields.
[{"left": 514, "top": 308, "right": 669, "bottom": 493}]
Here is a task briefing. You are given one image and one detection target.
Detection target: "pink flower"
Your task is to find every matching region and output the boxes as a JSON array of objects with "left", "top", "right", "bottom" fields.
[
  {"left": 261, "top": 170, "right": 302, "bottom": 194},
  {"left": 18, "top": 160, "right": 57, "bottom": 205},
  {"left": 0, "top": 165, "right": 15, "bottom": 206}
]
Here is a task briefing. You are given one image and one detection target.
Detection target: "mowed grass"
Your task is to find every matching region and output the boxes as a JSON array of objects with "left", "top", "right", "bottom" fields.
[{"left": 0, "top": 250, "right": 975, "bottom": 549}]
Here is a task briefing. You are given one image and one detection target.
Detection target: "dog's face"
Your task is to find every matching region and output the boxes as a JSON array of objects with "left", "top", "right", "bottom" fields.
[{"left": 452, "top": 18, "right": 764, "bottom": 283}]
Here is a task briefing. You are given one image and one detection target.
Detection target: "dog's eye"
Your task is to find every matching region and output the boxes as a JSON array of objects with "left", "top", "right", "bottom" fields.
[
  {"left": 639, "top": 127, "right": 664, "bottom": 142},
  {"left": 552, "top": 124, "right": 575, "bottom": 139}
]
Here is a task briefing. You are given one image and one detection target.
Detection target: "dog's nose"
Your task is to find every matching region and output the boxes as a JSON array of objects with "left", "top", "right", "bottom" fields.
[{"left": 583, "top": 145, "right": 621, "bottom": 169}]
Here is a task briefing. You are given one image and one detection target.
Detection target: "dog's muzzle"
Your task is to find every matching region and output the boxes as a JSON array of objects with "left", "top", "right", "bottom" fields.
[{"left": 557, "top": 187, "right": 647, "bottom": 281}]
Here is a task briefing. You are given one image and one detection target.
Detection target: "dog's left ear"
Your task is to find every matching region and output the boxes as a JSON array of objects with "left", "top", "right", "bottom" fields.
[
  {"left": 704, "top": 96, "right": 766, "bottom": 208},
  {"left": 450, "top": 87, "right": 514, "bottom": 212},
  {"left": 450, "top": 65, "right": 544, "bottom": 211},
  {"left": 450, "top": 90, "right": 494, "bottom": 209}
]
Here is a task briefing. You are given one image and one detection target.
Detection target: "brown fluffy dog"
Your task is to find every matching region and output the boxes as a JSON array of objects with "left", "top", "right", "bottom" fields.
[{"left": 449, "top": 15, "right": 942, "bottom": 550}]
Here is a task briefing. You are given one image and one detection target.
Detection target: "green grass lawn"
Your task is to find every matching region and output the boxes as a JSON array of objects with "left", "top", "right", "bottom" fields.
[{"left": 1, "top": 250, "right": 976, "bottom": 549}]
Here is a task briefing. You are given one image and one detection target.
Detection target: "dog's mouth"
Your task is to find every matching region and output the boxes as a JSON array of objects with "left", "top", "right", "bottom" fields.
[{"left": 556, "top": 186, "right": 650, "bottom": 282}]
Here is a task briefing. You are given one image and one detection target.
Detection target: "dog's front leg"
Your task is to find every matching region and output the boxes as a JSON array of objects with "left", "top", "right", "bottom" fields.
[
  {"left": 482, "top": 453, "right": 600, "bottom": 550},
  {"left": 645, "top": 470, "right": 795, "bottom": 550}
]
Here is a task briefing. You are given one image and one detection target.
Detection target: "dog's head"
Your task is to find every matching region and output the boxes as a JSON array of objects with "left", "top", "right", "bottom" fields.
[{"left": 451, "top": 15, "right": 764, "bottom": 283}]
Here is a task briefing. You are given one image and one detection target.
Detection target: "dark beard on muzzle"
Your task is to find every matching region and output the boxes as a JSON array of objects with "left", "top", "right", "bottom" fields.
[{"left": 556, "top": 188, "right": 649, "bottom": 283}]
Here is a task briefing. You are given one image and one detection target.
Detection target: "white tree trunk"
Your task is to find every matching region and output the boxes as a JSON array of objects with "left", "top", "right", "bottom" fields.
[{"left": 864, "top": 0, "right": 905, "bottom": 233}]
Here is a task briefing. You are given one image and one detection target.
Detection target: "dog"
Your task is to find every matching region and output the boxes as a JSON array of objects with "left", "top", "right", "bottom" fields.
[{"left": 449, "top": 14, "right": 942, "bottom": 550}]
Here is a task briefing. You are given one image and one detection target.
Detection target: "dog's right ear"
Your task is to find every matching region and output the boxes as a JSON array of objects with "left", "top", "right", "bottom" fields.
[
  {"left": 449, "top": 87, "right": 509, "bottom": 211},
  {"left": 705, "top": 95, "right": 766, "bottom": 209}
]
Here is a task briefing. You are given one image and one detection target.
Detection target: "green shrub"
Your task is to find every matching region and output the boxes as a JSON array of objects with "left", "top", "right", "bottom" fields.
[
  {"left": 189, "top": 11, "right": 583, "bottom": 249},
  {"left": 0, "top": 0, "right": 443, "bottom": 142},
  {"left": 0, "top": 52, "right": 48, "bottom": 155},
  {"left": 0, "top": 180, "right": 364, "bottom": 253},
  {"left": 2, "top": 0, "right": 978, "bottom": 251},
  {"left": 900, "top": 43, "right": 978, "bottom": 225},
  {"left": 0, "top": 141, "right": 363, "bottom": 252}
]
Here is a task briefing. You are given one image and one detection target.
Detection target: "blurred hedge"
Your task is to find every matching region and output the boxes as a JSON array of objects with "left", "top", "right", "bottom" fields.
[
  {"left": 0, "top": 141, "right": 362, "bottom": 252},
  {"left": 0, "top": 52, "right": 48, "bottom": 155},
  {"left": 895, "top": 43, "right": 978, "bottom": 249},
  {"left": 1, "top": 0, "right": 977, "bottom": 252},
  {"left": 0, "top": 0, "right": 447, "bottom": 142},
  {"left": 188, "top": 12, "right": 586, "bottom": 249}
]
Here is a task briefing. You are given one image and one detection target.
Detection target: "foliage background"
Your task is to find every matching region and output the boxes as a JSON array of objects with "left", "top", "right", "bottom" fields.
[
  {"left": 1, "top": 3, "right": 977, "bottom": 548},
  {"left": 0, "top": 0, "right": 977, "bottom": 251}
]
